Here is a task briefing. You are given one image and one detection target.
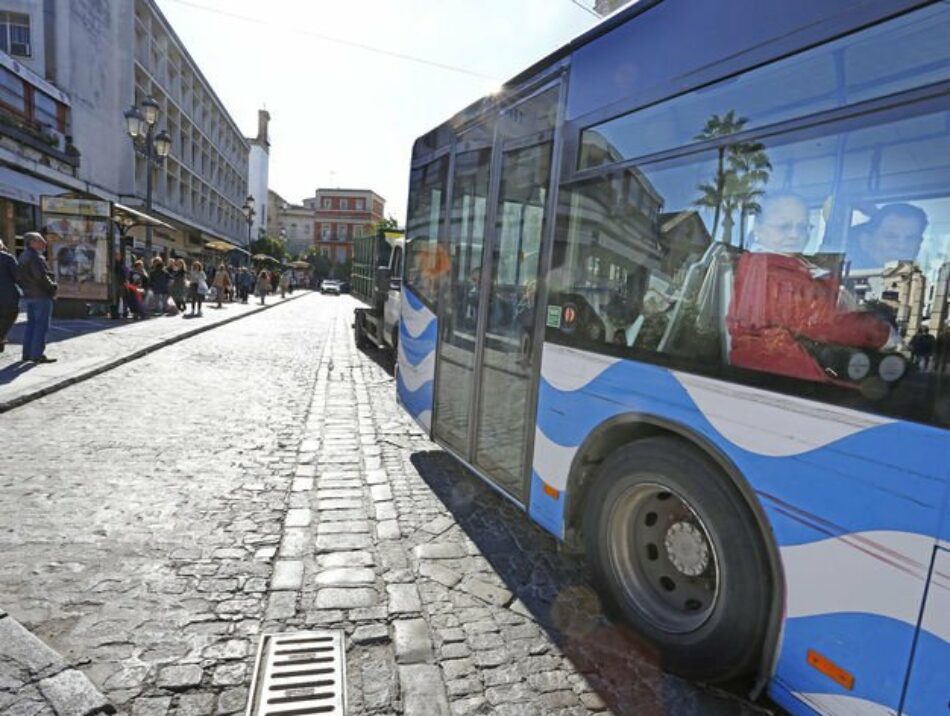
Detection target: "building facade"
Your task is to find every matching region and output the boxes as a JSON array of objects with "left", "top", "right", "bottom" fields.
[
  {"left": 305, "top": 188, "right": 384, "bottom": 264},
  {"left": 246, "top": 109, "right": 269, "bottom": 244},
  {"left": 593, "top": 0, "right": 633, "bottom": 16},
  {"left": 0, "top": 0, "right": 252, "bottom": 261}
]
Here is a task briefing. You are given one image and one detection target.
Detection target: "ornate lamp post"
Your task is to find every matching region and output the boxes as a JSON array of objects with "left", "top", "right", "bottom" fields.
[
  {"left": 242, "top": 195, "right": 256, "bottom": 263},
  {"left": 124, "top": 96, "right": 171, "bottom": 256}
]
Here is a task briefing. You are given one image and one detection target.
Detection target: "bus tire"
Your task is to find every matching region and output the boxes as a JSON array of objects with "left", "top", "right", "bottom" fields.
[{"left": 583, "top": 436, "right": 770, "bottom": 682}]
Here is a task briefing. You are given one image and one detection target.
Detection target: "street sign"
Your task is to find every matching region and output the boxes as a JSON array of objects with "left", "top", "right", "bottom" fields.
[{"left": 40, "top": 196, "right": 111, "bottom": 218}]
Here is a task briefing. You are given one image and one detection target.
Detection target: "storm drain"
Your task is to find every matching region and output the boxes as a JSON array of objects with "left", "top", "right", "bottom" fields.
[{"left": 246, "top": 630, "right": 347, "bottom": 716}]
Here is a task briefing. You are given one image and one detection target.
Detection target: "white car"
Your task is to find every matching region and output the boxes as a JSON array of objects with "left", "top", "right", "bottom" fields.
[{"left": 321, "top": 279, "right": 341, "bottom": 295}]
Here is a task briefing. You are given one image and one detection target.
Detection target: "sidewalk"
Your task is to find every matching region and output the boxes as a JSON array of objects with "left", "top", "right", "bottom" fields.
[{"left": 0, "top": 292, "right": 308, "bottom": 412}]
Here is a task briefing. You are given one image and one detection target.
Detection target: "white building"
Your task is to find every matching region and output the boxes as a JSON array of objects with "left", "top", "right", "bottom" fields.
[
  {"left": 246, "top": 110, "right": 270, "bottom": 245},
  {"left": 0, "top": 0, "right": 253, "bottom": 258}
]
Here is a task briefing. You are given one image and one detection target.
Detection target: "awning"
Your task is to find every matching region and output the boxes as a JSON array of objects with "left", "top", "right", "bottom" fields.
[
  {"left": 0, "top": 167, "right": 69, "bottom": 205},
  {"left": 205, "top": 238, "right": 250, "bottom": 256},
  {"left": 112, "top": 203, "right": 174, "bottom": 230}
]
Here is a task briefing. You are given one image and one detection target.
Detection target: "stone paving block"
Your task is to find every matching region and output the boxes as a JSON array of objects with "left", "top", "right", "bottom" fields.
[
  {"left": 265, "top": 591, "right": 297, "bottom": 621},
  {"left": 419, "top": 561, "right": 462, "bottom": 588},
  {"left": 373, "top": 501, "right": 397, "bottom": 521},
  {"left": 459, "top": 577, "right": 513, "bottom": 607},
  {"left": 156, "top": 664, "right": 203, "bottom": 691},
  {"left": 376, "top": 519, "right": 401, "bottom": 540},
  {"left": 315, "top": 587, "right": 379, "bottom": 609},
  {"left": 271, "top": 560, "right": 304, "bottom": 590},
  {"left": 398, "top": 664, "right": 451, "bottom": 716},
  {"left": 216, "top": 686, "right": 248, "bottom": 714},
  {"left": 315, "top": 533, "right": 372, "bottom": 552},
  {"left": 0, "top": 615, "right": 68, "bottom": 676},
  {"left": 386, "top": 583, "right": 422, "bottom": 614},
  {"left": 212, "top": 662, "right": 247, "bottom": 686},
  {"left": 350, "top": 624, "right": 389, "bottom": 645},
  {"left": 316, "top": 488, "right": 362, "bottom": 500},
  {"left": 37, "top": 669, "right": 112, "bottom": 716},
  {"left": 412, "top": 542, "right": 467, "bottom": 560},
  {"left": 314, "top": 567, "right": 376, "bottom": 586},
  {"left": 364, "top": 469, "right": 387, "bottom": 485},
  {"left": 318, "top": 498, "right": 363, "bottom": 511},
  {"left": 284, "top": 508, "right": 311, "bottom": 527},
  {"left": 420, "top": 515, "right": 455, "bottom": 535},
  {"left": 317, "top": 550, "right": 374, "bottom": 568},
  {"left": 394, "top": 618, "right": 433, "bottom": 664},
  {"left": 291, "top": 477, "right": 313, "bottom": 492},
  {"left": 369, "top": 484, "right": 392, "bottom": 502},
  {"left": 131, "top": 695, "right": 172, "bottom": 715},
  {"left": 450, "top": 695, "right": 489, "bottom": 716},
  {"left": 201, "top": 639, "right": 249, "bottom": 660},
  {"left": 174, "top": 692, "right": 215, "bottom": 715},
  {"left": 318, "top": 520, "right": 370, "bottom": 534}
]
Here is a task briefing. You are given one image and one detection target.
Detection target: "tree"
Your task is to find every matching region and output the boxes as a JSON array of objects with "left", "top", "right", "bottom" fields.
[
  {"left": 376, "top": 215, "right": 400, "bottom": 232},
  {"left": 694, "top": 111, "right": 771, "bottom": 246},
  {"left": 300, "top": 246, "right": 332, "bottom": 280},
  {"left": 250, "top": 235, "right": 288, "bottom": 261}
]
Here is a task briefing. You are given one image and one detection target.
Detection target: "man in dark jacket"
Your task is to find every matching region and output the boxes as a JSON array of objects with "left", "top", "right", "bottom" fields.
[
  {"left": 17, "top": 232, "right": 58, "bottom": 363},
  {"left": 0, "top": 238, "right": 20, "bottom": 352}
]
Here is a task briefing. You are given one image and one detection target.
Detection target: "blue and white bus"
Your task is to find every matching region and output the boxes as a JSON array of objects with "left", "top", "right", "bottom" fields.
[{"left": 396, "top": 2, "right": 950, "bottom": 713}]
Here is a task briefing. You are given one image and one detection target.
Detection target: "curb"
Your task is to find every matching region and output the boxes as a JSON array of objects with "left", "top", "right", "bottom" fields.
[
  {"left": 0, "top": 609, "right": 115, "bottom": 715},
  {"left": 0, "top": 292, "right": 309, "bottom": 414}
]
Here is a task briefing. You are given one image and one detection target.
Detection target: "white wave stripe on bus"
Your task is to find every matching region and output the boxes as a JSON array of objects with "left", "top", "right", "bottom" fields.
[
  {"left": 672, "top": 372, "right": 892, "bottom": 457},
  {"left": 540, "top": 343, "right": 620, "bottom": 393},
  {"left": 793, "top": 692, "right": 898, "bottom": 716},
  {"left": 532, "top": 428, "right": 578, "bottom": 491},
  {"left": 781, "top": 530, "right": 949, "bottom": 642},
  {"left": 415, "top": 410, "right": 432, "bottom": 431},
  {"left": 397, "top": 342, "right": 435, "bottom": 392},
  {"left": 401, "top": 298, "right": 435, "bottom": 339}
]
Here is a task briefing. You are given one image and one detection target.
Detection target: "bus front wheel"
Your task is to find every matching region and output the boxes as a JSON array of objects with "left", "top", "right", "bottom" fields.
[{"left": 583, "top": 436, "right": 771, "bottom": 682}]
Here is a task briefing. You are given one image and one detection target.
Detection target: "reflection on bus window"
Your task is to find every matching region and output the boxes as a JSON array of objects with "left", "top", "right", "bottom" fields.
[
  {"left": 405, "top": 157, "right": 449, "bottom": 305},
  {"left": 549, "top": 106, "right": 950, "bottom": 426}
]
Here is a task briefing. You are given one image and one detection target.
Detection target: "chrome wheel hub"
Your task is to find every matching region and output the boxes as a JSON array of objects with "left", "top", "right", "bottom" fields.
[{"left": 664, "top": 521, "right": 710, "bottom": 577}]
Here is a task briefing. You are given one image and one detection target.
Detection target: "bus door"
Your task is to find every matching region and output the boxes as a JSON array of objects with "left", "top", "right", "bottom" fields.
[
  {"left": 469, "top": 84, "right": 560, "bottom": 501},
  {"left": 432, "top": 123, "right": 494, "bottom": 456}
]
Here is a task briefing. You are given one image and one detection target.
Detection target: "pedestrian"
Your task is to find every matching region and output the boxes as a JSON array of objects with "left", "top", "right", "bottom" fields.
[
  {"left": 278, "top": 270, "right": 290, "bottom": 298},
  {"left": 255, "top": 269, "right": 269, "bottom": 305},
  {"left": 170, "top": 258, "right": 188, "bottom": 312},
  {"left": 113, "top": 251, "right": 129, "bottom": 318},
  {"left": 236, "top": 267, "right": 250, "bottom": 303},
  {"left": 15, "top": 232, "right": 58, "bottom": 363},
  {"left": 212, "top": 262, "right": 231, "bottom": 308},
  {"left": 0, "top": 239, "right": 20, "bottom": 353},
  {"left": 909, "top": 326, "right": 936, "bottom": 371},
  {"left": 126, "top": 259, "right": 148, "bottom": 320},
  {"left": 149, "top": 256, "right": 170, "bottom": 315},
  {"left": 188, "top": 260, "right": 208, "bottom": 316}
]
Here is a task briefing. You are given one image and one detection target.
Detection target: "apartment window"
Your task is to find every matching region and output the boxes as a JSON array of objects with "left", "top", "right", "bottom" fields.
[
  {"left": 0, "top": 12, "right": 31, "bottom": 57},
  {"left": 340, "top": 199, "right": 348, "bottom": 210},
  {"left": 321, "top": 225, "right": 331, "bottom": 240},
  {"left": 355, "top": 199, "right": 365, "bottom": 210},
  {"left": 322, "top": 198, "right": 332, "bottom": 209},
  {"left": 336, "top": 223, "right": 347, "bottom": 240},
  {"left": 0, "top": 66, "right": 26, "bottom": 114}
]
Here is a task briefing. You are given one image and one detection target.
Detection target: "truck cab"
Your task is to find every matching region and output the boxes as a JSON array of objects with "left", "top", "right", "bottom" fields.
[{"left": 352, "top": 229, "right": 404, "bottom": 356}]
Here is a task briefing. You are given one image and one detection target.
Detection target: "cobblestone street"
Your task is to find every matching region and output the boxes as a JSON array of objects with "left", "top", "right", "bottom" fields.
[{"left": 0, "top": 294, "right": 765, "bottom": 715}]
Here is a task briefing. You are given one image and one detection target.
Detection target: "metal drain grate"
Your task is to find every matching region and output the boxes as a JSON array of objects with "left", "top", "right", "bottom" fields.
[{"left": 246, "top": 630, "right": 347, "bottom": 716}]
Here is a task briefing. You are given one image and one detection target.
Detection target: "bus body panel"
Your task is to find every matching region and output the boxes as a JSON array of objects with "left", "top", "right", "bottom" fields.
[
  {"left": 565, "top": 0, "right": 928, "bottom": 124},
  {"left": 397, "top": 286, "right": 437, "bottom": 432},
  {"left": 529, "top": 342, "right": 949, "bottom": 715}
]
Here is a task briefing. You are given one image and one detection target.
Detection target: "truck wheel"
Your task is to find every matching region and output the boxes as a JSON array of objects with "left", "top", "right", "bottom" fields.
[
  {"left": 583, "top": 436, "right": 771, "bottom": 682},
  {"left": 354, "top": 314, "right": 370, "bottom": 349}
]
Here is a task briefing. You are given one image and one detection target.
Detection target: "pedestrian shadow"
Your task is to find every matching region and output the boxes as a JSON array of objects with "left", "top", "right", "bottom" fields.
[
  {"left": 0, "top": 360, "right": 36, "bottom": 385},
  {"left": 5, "top": 315, "right": 143, "bottom": 346},
  {"left": 409, "top": 451, "right": 762, "bottom": 716}
]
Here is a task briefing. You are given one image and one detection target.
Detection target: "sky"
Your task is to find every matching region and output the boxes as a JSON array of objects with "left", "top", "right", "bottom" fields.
[{"left": 155, "top": 0, "right": 601, "bottom": 225}]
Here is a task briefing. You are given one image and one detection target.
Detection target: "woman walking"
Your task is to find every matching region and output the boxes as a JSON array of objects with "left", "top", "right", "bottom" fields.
[
  {"left": 212, "top": 263, "right": 231, "bottom": 309},
  {"left": 0, "top": 239, "right": 20, "bottom": 352},
  {"left": 255, "top": 269, "right": 269, "bottom": 305},
  {"left": 127, "top": 259, "right": 149, "bottom": 320},
  {"left": 149, "top": 256, "right": 170, "bottom": 315},
  {"left": 278, "top": 270, "right": 291, "bottom": 298},
  {"left": 187, "top": 260, "right": 208, "bottom": 316},
  {"left": 169, "top": 258, "right": 188, "bottom": 312}
]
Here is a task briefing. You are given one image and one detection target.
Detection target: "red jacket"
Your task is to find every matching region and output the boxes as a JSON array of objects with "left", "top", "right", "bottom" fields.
[{"left": 727, "top": 252, "right": 890, "bottom": 383}]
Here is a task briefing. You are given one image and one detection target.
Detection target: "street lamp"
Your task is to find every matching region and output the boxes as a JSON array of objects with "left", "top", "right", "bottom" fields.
[
  {"left": 242, "top": 194, "right": 256, "bottom": 262},
  {"left": 124, "top": 96, "right": 171, "bottom": 256}
]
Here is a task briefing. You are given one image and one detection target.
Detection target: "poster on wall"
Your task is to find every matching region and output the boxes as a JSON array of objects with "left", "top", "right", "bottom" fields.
[{"left": 43, "top": 213, "right": 110, "bottom": 301}]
